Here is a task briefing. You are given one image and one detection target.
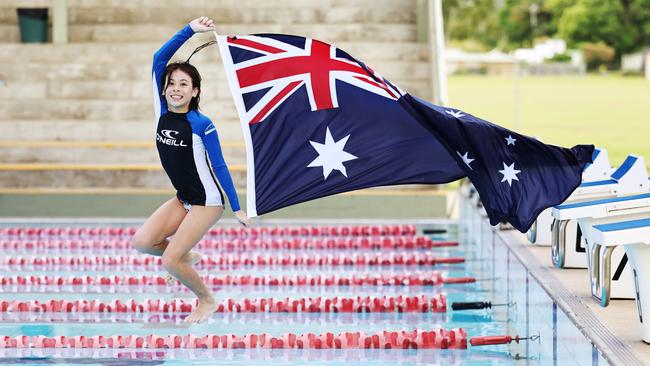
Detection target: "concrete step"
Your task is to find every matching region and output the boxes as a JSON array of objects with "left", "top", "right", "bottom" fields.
[
  {"left": 0, "top": 60, "right": 430, "bottom": 84},
  {"left": 2, "top": 22, "right": 416, "bottom": 43},
  {"left": 0, "top": 61, "right": 154, "bottom": 81},
  {"left": 2, "top": 0, "right": 50, "bottom": 9},
  {"left": 0, "top": 99, "right": 240, "bottom": 121},
  {"left": 0, "top": 78, "right": 430, "bottom": 101},
  {"left": 0, "top": 163, "right": 247, "bottom": 189},
  {"left": 0, "top": 141, "right": 246, "bottom": 164},
  {"left": 0, "top": 79, "right": 234, "bottom": 100},
  {"left": 5, "top": 0, "right": 415, "bottom": 9},
  {"left": 0, "top": 80, "right": 431, "bottom": 121},
  {"left": 0, "top": 42, "right": 428, "bottom": 63},
  {"left": 0, "top": 25, "right": 20, "bottom": 43},
  {"left": 1, "top": 23, "right": 416, "bottom": 43},
  {"left": 2, "top": 7, "right": 415, "bottom": 25},
  {"left": 85, "top": 7, "right": 414, "bottom": 25},
  {"left": 0, "top": 119, "right": 244, "bottom": 141},
  {"left": 66, "top": 24, "right": 416, "bottom": 43}
]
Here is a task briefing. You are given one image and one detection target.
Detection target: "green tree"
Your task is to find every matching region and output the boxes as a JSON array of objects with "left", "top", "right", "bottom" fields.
[
  {"left": 629, "top": 0, "right": 650, "bottom": 48},
  {"left": 443, "top": 0, "right": 503, "bottom": 50},
  {"left": 499, "top": 0, "right": 556, "bottom": 49},
  {"left": 443, "top": 0, "right": 650, "bottom": 59},
  {"left": 556, "top": 0, "right": 650, "bottom": 58},
  {"left": 544, "top": 0, "right": 577, "bottom": 31}
]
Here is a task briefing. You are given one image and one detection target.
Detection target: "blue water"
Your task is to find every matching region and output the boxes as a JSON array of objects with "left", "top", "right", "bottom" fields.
[
  {"left": 0, "top": 222, "right": 610, "bottom": 365},
  {"left": 0, "top": 349, "right": 530, "bottom": 365}
]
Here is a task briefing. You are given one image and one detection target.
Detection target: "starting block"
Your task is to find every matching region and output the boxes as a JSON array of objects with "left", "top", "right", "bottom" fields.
[
  {"left": 527, "top": 148, "right": 614, "bottom": 246},
  {"left": 582, "top": 148, "right": 615, "bottom": 182},
  {"left": 551, "top": 192, "right": 650, "bottom": 269},
  {"left": 573, "top": 155, "right": 649, "bottom": 199},
  {"left": 588, "top": 216, "right": 650, "bottom": 342},
  {"left": 549, "top": 155, "right": 649, "bottom": 269},
  {"left": 579, "top": 205, "right": 650, "bottom": 306}
]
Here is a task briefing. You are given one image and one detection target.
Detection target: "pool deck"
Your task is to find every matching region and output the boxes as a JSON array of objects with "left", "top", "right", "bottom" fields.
[{"left": 502, "top": 230, "right": 650, "bottom": 366}]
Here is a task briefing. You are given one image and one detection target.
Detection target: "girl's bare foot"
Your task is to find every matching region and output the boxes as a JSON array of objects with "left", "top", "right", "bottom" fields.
[
  {"left": 165, "top": 251, "right": 202, "bottom": 284},
  {"left": 184, "top": 297, "right": 217, "bottom": 323}
]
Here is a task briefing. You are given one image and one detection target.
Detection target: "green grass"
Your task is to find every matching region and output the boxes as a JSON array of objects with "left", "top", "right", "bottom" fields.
[{"left": 446, "top": 74, "right": 650, "bottom": 169}]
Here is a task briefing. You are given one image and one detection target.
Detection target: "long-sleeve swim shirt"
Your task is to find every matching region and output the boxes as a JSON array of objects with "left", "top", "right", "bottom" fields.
[{"left": 152, "top": 24, "right": 241, "bottom": 211}]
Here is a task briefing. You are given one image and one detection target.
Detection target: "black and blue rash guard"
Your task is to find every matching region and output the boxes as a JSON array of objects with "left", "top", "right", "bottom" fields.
[{"left": 152, "top": 24, "right": 240, "bottom": 211}]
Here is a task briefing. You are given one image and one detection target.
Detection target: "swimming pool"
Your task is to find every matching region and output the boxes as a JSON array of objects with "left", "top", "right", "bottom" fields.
[{"left": 0, "top": 220, "right": 609, "bottom": 365}]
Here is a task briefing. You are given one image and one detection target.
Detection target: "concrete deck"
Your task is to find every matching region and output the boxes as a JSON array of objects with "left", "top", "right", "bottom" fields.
[{"left": 503, "top": 230, "right": 650, "bottom": 365}]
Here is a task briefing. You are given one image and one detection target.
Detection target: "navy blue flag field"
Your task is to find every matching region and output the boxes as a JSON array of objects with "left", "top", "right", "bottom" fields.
[
  {"left": 398, "top": 94, "right": 594, "bottom": 231},
  {"left": 217, "top": 34, "right": 464, "bottom": 216},
  {"left": 217, "top": 33, "right": 593, "bottom": 231}
]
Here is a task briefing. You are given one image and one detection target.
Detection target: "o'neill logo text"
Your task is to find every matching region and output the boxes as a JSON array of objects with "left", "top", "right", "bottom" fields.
[{"left": 157, "top": 129, "right": 187, "bottom": 147}]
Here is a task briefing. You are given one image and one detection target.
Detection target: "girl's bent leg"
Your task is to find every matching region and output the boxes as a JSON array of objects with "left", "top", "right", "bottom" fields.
[
  {"left": 162, "top": 205, "right": 223, "bottom": 323},
  {"left": 132, "top": 197, "right": 187, "bottom": 256}
]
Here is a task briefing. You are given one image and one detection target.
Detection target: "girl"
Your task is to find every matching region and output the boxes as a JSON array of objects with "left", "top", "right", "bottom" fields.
[{"left": 132, "top": 16, "right": 250, "bottom": 324}]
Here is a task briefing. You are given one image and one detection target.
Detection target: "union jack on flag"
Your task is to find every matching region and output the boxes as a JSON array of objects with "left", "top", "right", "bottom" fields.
[
  {"left": 217, "top": 33, "right": 463, "bottom": 217},
  {"left": 219, "top": 34, "right": 401, "bottom": 125}
]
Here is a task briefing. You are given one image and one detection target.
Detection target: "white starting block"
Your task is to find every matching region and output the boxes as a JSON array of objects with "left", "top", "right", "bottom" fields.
[
  {"left": 548, "top": 155, "right": 649, "bottom": 269},
  {"left": 551, "top": 192, "right": 650, "bottom": 273},
  {"left": 582, "top": 148, "right": 615, "bottom": 182},
  {"left": 527, "top": 148, "right": 614, "bottom": 246},
  {"left": 588, "top": 216, "right": 650, "bottom": 342},
  {"left": 572, "top": 154, "right": 649, "bottom": 199},
  {"left": 574, "top": 197, "right": 650, "bottom": 306}
]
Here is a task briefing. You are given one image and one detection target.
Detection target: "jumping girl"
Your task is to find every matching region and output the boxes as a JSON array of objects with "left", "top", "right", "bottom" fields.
[{"left": 132, "top": 16, "right": 250, "bottom": 324}]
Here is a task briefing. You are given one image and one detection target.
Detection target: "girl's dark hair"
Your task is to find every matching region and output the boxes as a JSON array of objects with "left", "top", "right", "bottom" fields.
[{"left": 163, "top": 62, "right": 202, "bottom": 110}]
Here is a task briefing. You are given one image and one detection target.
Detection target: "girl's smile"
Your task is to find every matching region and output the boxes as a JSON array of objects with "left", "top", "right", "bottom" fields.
[{"left": 164, "top": 69, "right": 198, "bottom": 113}]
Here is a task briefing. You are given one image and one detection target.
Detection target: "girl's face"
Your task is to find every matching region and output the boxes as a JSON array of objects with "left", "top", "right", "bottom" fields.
[{"left": 164, "top": 69, "right": 198, "bottom": 113}]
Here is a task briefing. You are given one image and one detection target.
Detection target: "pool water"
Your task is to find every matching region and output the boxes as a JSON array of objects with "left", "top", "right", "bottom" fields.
[{"left": 0, "top": 222, "right": 609, "bottom": 365}]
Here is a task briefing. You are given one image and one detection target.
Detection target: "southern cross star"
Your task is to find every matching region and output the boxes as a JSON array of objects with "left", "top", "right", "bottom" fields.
[
  {"left": 499, "top": 162, "right": 521, "bottom": 186},
  {"left": 456, "top": 151, "right": 474, "bottom": 170},
  {"left": 446, "top": 110, "right": 465, "bottom": 118},
  {"left": 307, "top": 127, "right": 358, "bottom": 180},
  {"left": 505, "top": 135, "right": 517, "bottom": 146}
]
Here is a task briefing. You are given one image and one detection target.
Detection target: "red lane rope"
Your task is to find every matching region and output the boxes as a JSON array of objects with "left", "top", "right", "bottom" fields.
[
  {"left": 0, "top": 329, "right": 466, "bottom": 349},
  {"left": 0, "top": 313, "right": 438, "bottom": 324},
  {"left": 0, "top": 237, "right": 457, "bottom": 251},
  {"left": 0, "top": 272, "right": 475, "bottom": 286},
  {"left": 1, "top": 254, "right": 465, "bottom": 268},
  {"left": 0, "top": 294, "right": 447, "bottom": 313},
  {"left": 0, "top": 224, "right": 418, "bottom": 240}
]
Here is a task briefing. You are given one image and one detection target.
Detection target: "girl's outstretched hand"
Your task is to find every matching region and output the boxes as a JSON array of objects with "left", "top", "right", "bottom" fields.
[
  {"left": 234, "top": 210, "right": 252, "bottom": 228},
  {"left": 189, "top": 16, "right": 215, "bottom": 33}
]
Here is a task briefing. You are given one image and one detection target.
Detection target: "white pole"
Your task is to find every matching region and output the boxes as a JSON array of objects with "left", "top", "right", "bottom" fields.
[
  {"left": 52, "top": 0, "right": 68, "bottom": 44},
  {"left": 428, "top": 0, "right": 448, "bottom": 106},
  {"left": 514, "top": 61, "right": 521, "bottom": 130}
]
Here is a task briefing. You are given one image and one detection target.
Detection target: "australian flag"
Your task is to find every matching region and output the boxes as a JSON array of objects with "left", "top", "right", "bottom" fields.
[{"left": 217, "top": 33, "right": 593, "bottom": 231}]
